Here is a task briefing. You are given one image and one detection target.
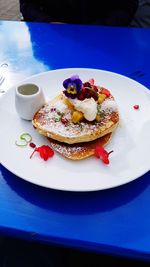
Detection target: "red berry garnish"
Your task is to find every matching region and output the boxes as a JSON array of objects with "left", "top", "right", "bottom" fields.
[
  {"left": 29, "top": 142, "right": 36, "bottom": 148},
  {"left": 50, "top": 108, "right": 56, "bottom": 112},
  {"left": 82, "top": 88, "right": 86, "bottom": 93},
  {"left": 86, "top": 92, "right": 91, "bottom": 98},
  {"left": 101, "top": 88, "right": 110, "bottom": 97},
  {"left": 78, "top": 85, "right": 98, "bottom": 101},
  {"left": 93, "top": 85, "right": 98, "bottom": 92},
  {"left": 133, "top": 105, "right": 139, "bottom": 110},
  {"left": 78, "top": 93, "right": 84, "bottom": 100},
  {"left": 83, "top": 82, "right": 92, "bottom": 88},
  {"left": 61, "top": 117, "right": 68, "bottom": 124},
  {"left": 89, "top": 78, "right": 94, "bottom": 85}
]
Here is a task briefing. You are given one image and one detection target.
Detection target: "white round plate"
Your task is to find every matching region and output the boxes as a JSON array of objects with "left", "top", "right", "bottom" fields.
[{"left": 0, "top": 68, "right": 150, "bottom": 191}]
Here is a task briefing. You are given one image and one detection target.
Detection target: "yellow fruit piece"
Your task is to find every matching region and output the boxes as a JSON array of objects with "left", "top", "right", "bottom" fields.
[
  {"left": 96, "top": 114, "right": 101, "bottom": 122},
  {"left": 63, "top": 97, "right": 74, "bottom": 111},
  {"left": 72, "top": 111, "right": 84, "bottom": 123},
  {"left": 98, "top": 93, "right": 106, "bottom": 104}
]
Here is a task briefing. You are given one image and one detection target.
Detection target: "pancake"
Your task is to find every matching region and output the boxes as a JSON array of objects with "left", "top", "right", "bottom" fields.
[
  {"left": 47, "top": 132, "right": 112, "bottom": 160},
  {"left": 32, "top": 93, "right": 119, "bottom": 144},
  {"left": 32, "top": 76, "right": 119, "bottom": 161}
]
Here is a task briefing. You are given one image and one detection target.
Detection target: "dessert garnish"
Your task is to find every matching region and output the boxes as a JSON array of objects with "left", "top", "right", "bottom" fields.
[
  {"left": 32, "top": 74, "right": 119, "bottom": 162},
  {"left": 63, "top": 75, "right": 82, "bottom": 99},
  {"left": 95, "top": 146, "right": 113, "bottom": 164},
  {"left": 101, "top": 88, "right": 110, "bottom": 97},
  {"left": 133, "top": 105, "right": 139, "bottom": 110},
  {"left": 62, "top": 75, "right": 115, "bottom": 123},
  {"left": 16, "top": 133, "right": 54, "bottom": 161},
  {"left": 29, "top": 142, "right": 36, "bottom": 148},
  {"left": 15, "top": 133, "right": 32, "bottom": 147},
  {"left": 63, "top": 76, "right": 98, "bottom": 101},
  {"left": 30, "top": 145, "right": 54, "bottom": 161}
]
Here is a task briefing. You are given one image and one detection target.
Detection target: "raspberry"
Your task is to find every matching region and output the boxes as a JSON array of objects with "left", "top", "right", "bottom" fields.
[
  {"left": 83, "top": 82, "right": 91, "bottom": 88},
  {"left": 93, "top": 85, "right": 98, "bottom": 92}
]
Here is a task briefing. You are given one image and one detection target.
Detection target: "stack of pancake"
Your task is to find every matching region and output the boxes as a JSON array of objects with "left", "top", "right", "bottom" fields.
[{"left": 32, "top": 78, "right": 119, "bottom": 160}]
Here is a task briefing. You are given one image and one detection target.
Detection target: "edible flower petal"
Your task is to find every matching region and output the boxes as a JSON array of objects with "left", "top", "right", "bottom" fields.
[
  {"left": 63, "top": 75, "right": 82, "bottom": 99},
  {"left": 30, "top": 145, "right": 54, "bottom": 161},
  {"left": 95, "top": 146, "right": 113, "bottom": 164}
]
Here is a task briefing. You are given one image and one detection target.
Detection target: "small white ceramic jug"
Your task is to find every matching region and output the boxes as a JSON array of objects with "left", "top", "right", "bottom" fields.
[{"left": 15, "top": 83, "right": 45, "bottom": 120}]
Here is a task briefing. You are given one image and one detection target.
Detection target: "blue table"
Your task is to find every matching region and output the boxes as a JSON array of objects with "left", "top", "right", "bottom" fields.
[{"left": 0, "top": 21, "right": 150, "bottom": 261}]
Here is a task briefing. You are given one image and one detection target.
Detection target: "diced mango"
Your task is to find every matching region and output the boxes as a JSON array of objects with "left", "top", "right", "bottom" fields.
[
  {"left": 96, "top": 114, "right": 101, "bottom": 122},
  {"left": 98, "top": 93, "right": 106, "bottom": 104},
  {"left": 72, "top": 111, "right": 84, "bottom": 123},
  {"left": 63, "top": 97, "right": 74, "bottom": 111}
]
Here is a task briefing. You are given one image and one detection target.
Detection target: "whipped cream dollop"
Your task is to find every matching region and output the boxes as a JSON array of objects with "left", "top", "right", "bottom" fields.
[{"left": 70, "top": 98, "right": 97, "bottom": 121}]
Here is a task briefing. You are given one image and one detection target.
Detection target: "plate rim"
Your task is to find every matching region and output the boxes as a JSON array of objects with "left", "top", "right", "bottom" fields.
[{"left": 0, "top": 68, "right": 150, "bottom": 192}]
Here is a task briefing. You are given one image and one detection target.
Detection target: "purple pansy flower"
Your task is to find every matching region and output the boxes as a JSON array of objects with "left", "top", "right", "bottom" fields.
[{"left": 63, "top": 75, "right": 82, "bottom": 99}]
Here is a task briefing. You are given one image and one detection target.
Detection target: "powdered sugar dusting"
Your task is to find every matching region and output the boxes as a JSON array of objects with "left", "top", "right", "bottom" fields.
[
  {"left": 49, "top": 141, "right": 87, "bottom": 158},
  {"left": 53, "top": 100, "right": 67, "bottom": 113},
  {"left": 35, "top": 97, "right": 118, "bottom": 138},
  {"left": 37, "top": 100, "right": 106, "bottom": 138},
  {"left": 100, "top": 99, "right": 118, "bottom": 114},
  {"left": 48, "top": 133, "right": 112, "bottom": 159}
]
